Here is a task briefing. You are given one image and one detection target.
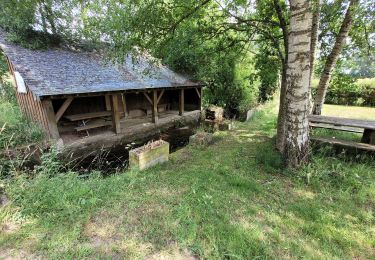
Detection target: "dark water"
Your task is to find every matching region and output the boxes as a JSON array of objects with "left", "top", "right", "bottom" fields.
[{"left": 69, "top": 126, "right": 195, "bottom": 174}]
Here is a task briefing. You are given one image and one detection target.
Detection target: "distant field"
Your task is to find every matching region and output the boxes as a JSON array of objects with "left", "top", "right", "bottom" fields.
[{"left": 322, "top": 104, "right": 375, "bottom": 120}]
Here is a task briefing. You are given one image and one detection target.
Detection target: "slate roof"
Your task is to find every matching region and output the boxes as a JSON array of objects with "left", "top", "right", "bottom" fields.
[{"left": 0, "top": 30, "right": 202, "bottom": 97}]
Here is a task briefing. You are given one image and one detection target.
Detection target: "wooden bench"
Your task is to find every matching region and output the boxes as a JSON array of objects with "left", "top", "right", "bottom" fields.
[
  {"left": 309, "top": 115, "right": 375, "bottom": 150},
  {"left": 74, "top": 119, "right": 112, "bottom": 132},
  {"left": 312, "top": 137, "right": 375, "bottom": 152}
]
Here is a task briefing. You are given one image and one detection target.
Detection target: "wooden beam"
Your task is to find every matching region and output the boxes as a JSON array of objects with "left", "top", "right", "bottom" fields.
[
  {"left": 157, "top": 89, "right": 165, "bottom": 104},
  {"left": 194, "top": 87, "right": 201, "bottom": 99},
  {"left": 41, "top": 99, "right": 60, "bottom": 140},
  {"left": 197, "top": 87, "right": 202, "bottom": 110},
  {"left": 105, "top": 95, "right": 111, "bottom": 111},
  {"left": 179, "top": 89, "right": 184, "bottom": 116},
  {"left": 55, "top": 97, "right": 74, "bottom": 122},
  {"left": 143, "top": 92, "right": 152, "bottom": 104},
  {"left": 111, "top": 94, "right": 121, "bottom": 134},
  {"left": 152, "top": 90, "right": 158, "bottom": 124},
  {"left": 122, "top": 94, "right": 128, "bottom": 117}
]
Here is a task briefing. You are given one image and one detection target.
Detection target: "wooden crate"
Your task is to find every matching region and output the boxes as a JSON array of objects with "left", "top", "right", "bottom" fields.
[{"left": 129, "top": 140, "right": 169, "bottom": 170}]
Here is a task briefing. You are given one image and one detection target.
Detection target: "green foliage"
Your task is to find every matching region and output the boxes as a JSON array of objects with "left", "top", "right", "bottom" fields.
[
  {"left": 0, "top": 0, "right": 36, "bottom": 33},
  {"left": 0, "top": 52, "right": 43, "bottom": 151},
  {"left": 315, "top": 74, "right": 375, "bottom": 107},
  {"left": 251, "top": 47, "right": 280, "bottom": 103},
  {"left": 6, "top": 29, "right": 61, "bottom": 50}
]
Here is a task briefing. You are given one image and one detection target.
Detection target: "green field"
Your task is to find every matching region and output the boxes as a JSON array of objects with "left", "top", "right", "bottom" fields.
[
  {"left": 1, "top": 103, "right": 375, "bottom": 259},
  {"left": 322, "top": 104, "right": 375, "bottom": 120}
]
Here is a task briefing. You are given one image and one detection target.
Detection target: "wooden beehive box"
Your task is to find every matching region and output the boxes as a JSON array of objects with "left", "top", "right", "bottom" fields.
[{"left": 129, "top": 140, "right": 169, "bottom": 170}]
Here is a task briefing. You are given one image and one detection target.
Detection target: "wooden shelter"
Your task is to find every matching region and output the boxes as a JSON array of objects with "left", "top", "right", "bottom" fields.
[{"left": 0, "top": 30, "right": 203, "bottom": 144}]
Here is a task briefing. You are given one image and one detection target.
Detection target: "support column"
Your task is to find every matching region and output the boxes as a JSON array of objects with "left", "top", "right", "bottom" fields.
[
  {"left": 152, "top": 90, "right": 159, "bottom": 124},
  {"left": 179, "top": 89, "right": 184, "bottom": 116},
  {"left": 122, "top": 94, "right": 128, "bottom": 118},
  {"left": 111, "top": 94, "right": 121, "bottom": 134},
  {"left": 361, "top": 129, "right": 375, "bottom": 145},
  {"left": 41, "top": 99, "right": 60, "bottom": 140},
  {"left": 105, "top": 95, "right": 111, "bottom": 111}
]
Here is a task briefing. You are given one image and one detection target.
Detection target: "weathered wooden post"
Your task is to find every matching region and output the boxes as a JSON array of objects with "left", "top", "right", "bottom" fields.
[
  {"left": 111, "top": 94, "right": 121, "bottom": 134},
  {"left": 41, "top": 99, "right": 60, "bottom": 140},
  {"left": 179, "top": 89, "right": 184, "bottom": 116},
  {"left": 152, "top": 90, "right": 159, "bottom": 124}
]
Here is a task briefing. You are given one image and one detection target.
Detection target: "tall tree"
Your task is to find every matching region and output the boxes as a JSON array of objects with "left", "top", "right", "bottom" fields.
[
  {"left": 312, "top": 0, "right": 358, "bottom": 115},
  {"left": 284, "top": 0, "right": 312, "bottom": 167},
  {"left": 309, "top": 0, "right": 321, "bottom": 112},
  {"left": 273, "top": 0, "right": 289, "bottom": 152}
]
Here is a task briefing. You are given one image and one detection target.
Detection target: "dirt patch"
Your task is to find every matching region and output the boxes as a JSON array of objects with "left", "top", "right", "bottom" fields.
[{"left": 146, "top": 245, "right": 198, "bottom": 260}]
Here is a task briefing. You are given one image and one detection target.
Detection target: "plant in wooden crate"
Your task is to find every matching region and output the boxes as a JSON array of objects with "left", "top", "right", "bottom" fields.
[{"left": 129, "top": 139, "right": 169, "bottom": 170}]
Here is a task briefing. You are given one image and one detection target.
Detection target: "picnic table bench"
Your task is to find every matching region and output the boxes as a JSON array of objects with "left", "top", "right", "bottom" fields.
[
  {"left": 65, "top": 111, "right": 112, "bottom": 133},
  {"left": 308, "top": 115, "right": 375, "bottom": 151}
]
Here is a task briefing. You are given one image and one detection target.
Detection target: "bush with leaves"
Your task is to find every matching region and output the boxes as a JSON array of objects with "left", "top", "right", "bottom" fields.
[{"left": 317, "top": 73, "right": 375, "bottom": 106}]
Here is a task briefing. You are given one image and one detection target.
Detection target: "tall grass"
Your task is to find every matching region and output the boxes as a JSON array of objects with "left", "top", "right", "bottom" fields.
[{"left": 0, "top": 84, "right": 44, "bottom": 150}]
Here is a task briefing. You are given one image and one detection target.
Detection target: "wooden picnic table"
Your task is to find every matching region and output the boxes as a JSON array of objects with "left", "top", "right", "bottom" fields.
[
  {"left": 308, "top": 115, "right": 375, "bottom": 150},
  {"left": 64, "top": 111, "right": 112, "bottom": 121},
  {"left": 64, "top": 111, "right": 113, "bottom": 133},
  {"left": 309, "top": 115, "right": 375, "bottom": 131}
]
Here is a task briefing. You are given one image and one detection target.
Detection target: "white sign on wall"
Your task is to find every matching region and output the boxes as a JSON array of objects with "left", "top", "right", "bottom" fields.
[{"left": 14, "top": 71, "right": 27, "bottom": 93}]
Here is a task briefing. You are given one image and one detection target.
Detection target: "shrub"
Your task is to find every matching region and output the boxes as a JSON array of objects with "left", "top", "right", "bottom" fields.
[{"left": 314, "top": 74, "right": 375, "bottom": 107}]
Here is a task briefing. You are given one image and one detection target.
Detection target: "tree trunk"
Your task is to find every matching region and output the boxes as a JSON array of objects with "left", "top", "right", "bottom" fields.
[
  {"left": 309, "top": 0, "right": 321, "bottom": 113},
  {"left": 312, "top": 0, "right": 357, "bottom": 115},
  {"left": 38, "top": 4, "right": 48, "bottom": 33},
  {"left": 274, "top": 0, "right": 289, "bottom": 152},
  {"left": 284, "top": 0, "right": 312, "bottom": 168},
  {"left": 42, "top": 1, "right": 57, "bottom": 35},
  {"left": 276, "top": 64, "right": 287, "bottom": 151}
]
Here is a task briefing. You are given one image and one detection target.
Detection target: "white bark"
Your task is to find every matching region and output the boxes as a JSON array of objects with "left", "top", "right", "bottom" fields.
[
  {"left": 309, "top": 0, "right": 321, "bottom": 113},
  {"left": 284, "top": 0, "right": 312, "bottom": 168}
]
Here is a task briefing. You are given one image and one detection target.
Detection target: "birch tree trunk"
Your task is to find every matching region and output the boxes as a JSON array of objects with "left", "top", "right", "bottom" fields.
[
  {"left": 309, "top": 0, "right": 321, "bottom": 112},
  {"left": 312, "top": 0, "right": 358, "bottom": 115},
  {"left": 284, "top": 0, "right": 312, "bottom": 168}
]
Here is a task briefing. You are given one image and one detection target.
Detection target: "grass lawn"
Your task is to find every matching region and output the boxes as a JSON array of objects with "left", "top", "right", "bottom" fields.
[{"left": 1, "top": 103, "right": 375, "bottom": 259}]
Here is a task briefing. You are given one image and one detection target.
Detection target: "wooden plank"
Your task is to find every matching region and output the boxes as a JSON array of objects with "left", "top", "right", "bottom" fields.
[
  {"left": 75, "top": 120, "right": 112, "bottom": 131},
  {"left": 179, "top": 89, "right": 184, "bottom": 116},
  {"left": 194, "top": 87, "right": 201, "bottom": 99},
  {"left": 41, "top": 99, "right": 60, "bottom": 139},
  {"left": 55, "top": 97, "right": 74, "bottom": 122},
  {"left": 64, "top": 111, "right": 111, "bottom": 121},
  {"left": 157, "top": 89, "right": 165, "bottom": 104},
  {"left": 122, "top": 94, "right": 128, "bottom": 117},
  {"left": 36, "top": 100, "right": 49, "bottom": 131},
  {"left": 152, "top": 90, "right": 158, "bottom": 124},
  {"left": 309, "top": 122, "right": 363, "bottom": 133},
  {"left": 105, "top": 95, "right": 111, "bottom": 111},
  {"left": 308, "top": 115, "right": 375, "bottom": 130},
  {"left": 111, "top": 94, "right": 121, "bottom": 134},
  {"left": 312, "top": 137, "right": 375, "bottom": 152},
  {"left": 143, "top": 92, "right": 153, "bottom": 104}
]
